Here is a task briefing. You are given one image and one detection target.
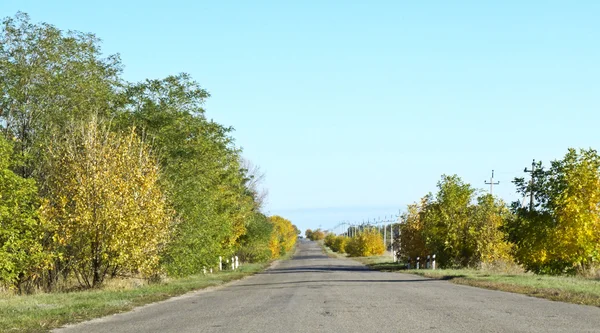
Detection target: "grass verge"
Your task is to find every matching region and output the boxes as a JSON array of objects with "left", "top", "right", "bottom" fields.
[
  {"left": 408, "top": 269, "right": 600, "bottom": 307},
  {"left": 353, "top": 255, "right": 600, "bottom": 307},
  {"left": 0, "top": 263, "right": 269, "bottom": 333}
]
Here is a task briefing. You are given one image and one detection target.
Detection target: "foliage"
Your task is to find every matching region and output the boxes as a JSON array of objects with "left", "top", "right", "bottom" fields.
[
  {"left": 267, "top": 216, "right": 297, "bottom": 259},
  {"left": 307, "top": 229, "right": 325, "bottom": 241},
  {"left": 305, "top": 229, "right": 313, "bottom": 239},
  {"left": 0, "top": 136, "right": 49, "bottom": 292},
  {"left": 330, "top": 236, "right": 348, "bottom": 254},
  {"left": 394, "top": 200, "right": 428, "bottom": 261},
  {"left": 0, "top": 12, "right": 122, "bottom": 179},
  {"left": 236, "top": 213, "right": 273, "bottom": 263},
  {"left": 324, "top": 233, "right": 336, "bottom": 248},
  {"left": 0, "top": 12, "right": 293, "bottom": 294},
  {"left": 420, "top": 175, "right": 476, "bottom": 267},
  {"left": 116, "top": 74, "right": 257, "bottom": 276},
  {"left": 470, "top": 195, "right": 513, "bottom": 265},
  {"left": 41, "top": 119, "right": 171, "bottom": 287},
  {"left": 394, "top": 175, "right": 514, "bottom": 268},
  {"left": 508, "top": 149, "right": 600, "bottom": 274},
  {"left": 345, "top": 229, "right": 385, "bottom": 257}
]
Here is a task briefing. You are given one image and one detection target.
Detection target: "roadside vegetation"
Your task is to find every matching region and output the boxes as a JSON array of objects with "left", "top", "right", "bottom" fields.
[
  {"left": 318, "top": 150, "right": 600, "bottom": 305},
  {"left": 0, "top": 263, "right": 268, "bottom": 333},
  {"left": 411, "top": 269, "right": 600, "bottom": 307},
  {"left": 0, "top": 10, "right": 299, "bottom": 297}
]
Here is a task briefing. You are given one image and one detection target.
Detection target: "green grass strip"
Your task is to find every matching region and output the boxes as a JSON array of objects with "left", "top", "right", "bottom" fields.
[
  {"left": 0, "top": 263, "right": 269, "bottom": 333},
  {"left": 358, "top": 257, "right": 600, "bottom": 307}
]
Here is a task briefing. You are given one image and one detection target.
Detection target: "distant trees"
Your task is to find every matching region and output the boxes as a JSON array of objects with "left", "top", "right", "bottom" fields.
[
  {"left": 345, "top": 229, "right": 385, "bottom": 257},
  {"left": 394, "top": 175, "right": 513, "bottom": 269},
  {"left": 0, "top": 12, "right": 297, "bottom": 292},
  {"left": 268, "top": 216, "right": 297, "bottom": 259},
  {"left": 390, "top": 150, "right": 600, "bottom": 275},
  {"left": 306, "top": 229, "right": 325, "bottom": 241}
]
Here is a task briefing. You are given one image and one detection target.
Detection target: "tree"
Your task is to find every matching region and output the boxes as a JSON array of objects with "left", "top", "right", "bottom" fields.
[
  {"left": 508, "top": 149, "right": 600, "bottom": 274},
  {"left": 308, "top": 229, "right": 325, "bottom": 241},
  {"left": 0, "top": 12, "right": 122, "bottom": 178},
  {"left": 42, "top": 119, "right": 171, "bottom": 288},
  {"left": 324, "top": 233, "right": 336, "bottom": 248},
  {"left": 421, "top": 175, "right": 476, "bottom": 267},
  {"left": 236, "top": 212, "right": 273, "bottom": 263},
  {"left": 305, "top": 229, "right": 313, "bottom": 239},
  {"left": 0, "top": 136, "right": 49, "bottom": 292},
  {"left": 117, "top": 74, "right": 257, "bottom": 276},
  {"left": 345, "top": 229, "right": 385, "bottom": 257},
  {"left": 268, "top": 216, "right": 297, "bottom": 259},
  {"left": 394, "top": 200, "right": 428, "bottom": 261},
  {"left": 470, "top": 195, "right": 513, "bottom": 265},
  {"left": 331, "top": 236, "right": 348, "bottom": 253}
]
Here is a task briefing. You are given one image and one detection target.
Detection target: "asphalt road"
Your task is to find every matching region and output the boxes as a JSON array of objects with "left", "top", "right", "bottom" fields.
[{"left": 55, "top": 239, "right": 600, "bottom": 332}]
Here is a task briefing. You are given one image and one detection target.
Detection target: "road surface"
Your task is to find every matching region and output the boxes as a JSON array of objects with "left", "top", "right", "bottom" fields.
[{"left": 55, "top": 239, "right": 600, "bottom": 332}]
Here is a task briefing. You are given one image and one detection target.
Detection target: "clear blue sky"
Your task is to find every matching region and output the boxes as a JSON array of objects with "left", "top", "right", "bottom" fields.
[{"left": 2, "top": 1, "right": 599, "bottom": 232}]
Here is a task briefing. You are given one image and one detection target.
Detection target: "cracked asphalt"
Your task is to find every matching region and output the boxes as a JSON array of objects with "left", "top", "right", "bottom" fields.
[{"left": 55, "top": 239, "right": 600, "bottom": 332}]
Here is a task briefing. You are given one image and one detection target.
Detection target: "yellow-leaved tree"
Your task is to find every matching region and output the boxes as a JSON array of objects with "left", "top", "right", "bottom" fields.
[
  {"left": 345, "top": 228, "right": 385, "bottom": 257},
  {"left": 268, "top": 215, "right": 297, "bottom": 259},
  {"left": 42, "top": 118, "right": 172, "bottom": 288},
  {"left": 394, "top": 201, "right": 428, "bottom": 261}
]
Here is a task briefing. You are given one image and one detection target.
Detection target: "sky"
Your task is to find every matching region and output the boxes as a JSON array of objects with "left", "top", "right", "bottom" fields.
[{"left": 2, "top": 1, "right": 599, "bottom": 233}]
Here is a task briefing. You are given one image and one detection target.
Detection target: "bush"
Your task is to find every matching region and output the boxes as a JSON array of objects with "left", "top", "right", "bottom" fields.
[
  {"left": 236, "top": 213, "right": 273, "bottom": 263},
  {"left": 345, "top": 229, "right": 385, "bottom": 257},
  {"left": 330, "top": 236, "right": 347, "bottom": 254},
  {"left": 308, "top": 229, "right": 325, "bottom": 241},
  {"left": 324, "top": 233, "right": 336, "bottom": 248}
]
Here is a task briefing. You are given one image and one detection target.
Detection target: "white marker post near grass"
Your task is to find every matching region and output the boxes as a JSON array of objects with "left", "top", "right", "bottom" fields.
[
  {"left": 235, "top": 256, "right": 239, "bottom": 269},
  {"left": 432, "top": 254, "right": 436, "bottom": 270},
  {"left": 219, "top": 256, "right": 223, "bottom": 271}
]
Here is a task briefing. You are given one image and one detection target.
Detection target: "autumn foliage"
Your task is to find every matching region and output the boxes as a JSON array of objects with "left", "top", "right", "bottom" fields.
[
  {"left": 0, "top": 13, "right": 297, "bottom": 292},
  {"left": 268, "top": 216, "right": 297, "bottom": 259},
  {"left": 42, "top": 120, "right": 171, "bottom": 287},
  {"left": 345, "top": 229, "right": 385, "bottom": 257}
]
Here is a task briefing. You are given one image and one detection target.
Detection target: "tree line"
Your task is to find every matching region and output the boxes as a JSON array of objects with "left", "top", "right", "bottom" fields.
[
  {"left": 395, "top": 149, "right": 600, "bottom": 275},
  {"left": 0, "top": 12, "right": 298, "bottom": 293}
]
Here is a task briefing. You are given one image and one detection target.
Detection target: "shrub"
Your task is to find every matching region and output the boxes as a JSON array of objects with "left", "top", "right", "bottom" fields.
[
  {"left": 308, "top": 229, "right": 325, "bottom": 241},
  {"left": 324, "top": 233, "right": 336, "bottom": 248},
  {"left": 330, "top": 236, "right": 347, "bottom": 253},
  {"left": 345, "top": 229, "right": 385, "bottom": 257}
]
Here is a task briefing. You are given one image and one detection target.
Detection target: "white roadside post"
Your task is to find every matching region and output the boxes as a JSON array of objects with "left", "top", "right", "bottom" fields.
[
  {"left": 203, "top": 267, "right": 206, "bottom": 275},
  {"left": 231, "top": 257, "right": 235, "bottom": 270},
  {"left": 210, "top": 268, "right": 213, "bottom": 274},
  {"left": 235, "top": 256, "right": 239, "bottom": 269},
  {"left": 219, "top": 256, "right": 223, "bottom": 271},
  {"left": 416, "top": 257, "right": 420, "bottom": 270},
  {"left": 432, "top": 254, "right": 436, "bottom": 270}
]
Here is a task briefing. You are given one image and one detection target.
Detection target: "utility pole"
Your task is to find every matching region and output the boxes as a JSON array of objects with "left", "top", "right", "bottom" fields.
[
  {"left": 524, "top": 159, "right": 535, "bottom": 211},
  {"left": 383, "top": 216, "right": 386, "bottom": 250},
  {"left": 484, "top": 169, "right": 500, "bottom": 195}
]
